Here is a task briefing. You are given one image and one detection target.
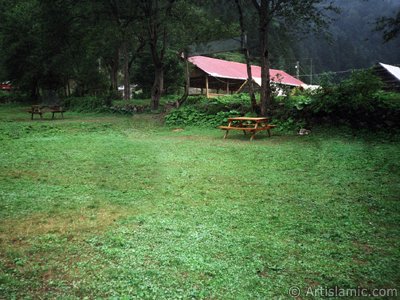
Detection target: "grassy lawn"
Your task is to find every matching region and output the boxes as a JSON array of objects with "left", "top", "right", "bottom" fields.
[{"left": 0, "top": 104, "right": 399, "bottom": 299}]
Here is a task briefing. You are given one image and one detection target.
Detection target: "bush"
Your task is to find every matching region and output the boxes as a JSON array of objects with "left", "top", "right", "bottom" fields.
[
  {"left": 165, "top": 107, "right": 241, "bottom": 127},
  {"left": 272, "top": 70, "right": 400, "bottom": 130},
  {"left": 109, "top": 103, "right": 150, "bottom": 115},
  {"left": 311, "top": 70, "right": 382, "bottom": 114},
  {"left": 186, "top": 94, "right": 252, "bottom": 114},
  {"left": 63, "top": 96, "right": 110, "bottom": 112},
  {"left": 309, "top": 70, "right": 400, "bottom": 128},
  {"left": 0, "top": 91, "right": 30, "bottom": 104},
  {"left": 165, "top": 94, "right": 255, "bottom": 127}
]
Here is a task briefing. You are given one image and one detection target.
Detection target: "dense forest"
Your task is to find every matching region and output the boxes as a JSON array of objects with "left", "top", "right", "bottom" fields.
[
  {"left": 212, "top": 0, "right": 400, "bottom": 84},
  {"left": 0, "top": 0, "right": 399, "bottom": 100}
]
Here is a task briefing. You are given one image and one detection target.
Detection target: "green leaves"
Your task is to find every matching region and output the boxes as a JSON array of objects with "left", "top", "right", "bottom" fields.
[{"left": 165, "top": 106, "right": 241, "bottom": 127}]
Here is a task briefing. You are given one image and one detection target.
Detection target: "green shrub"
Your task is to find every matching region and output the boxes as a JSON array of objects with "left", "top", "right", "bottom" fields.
[
  {"left": 270, "top": 117, "right": 306, "bottom": 132},
  {"left": 165, "top": 94, "right": 255, "bottom": 127},
  {"left": 311, "top": 70, "right": 382, "bottom": 114},
  {"left": 0, "top": 91, "right": 30, "bottom": 104},
  {"left": 63, "top": 96, "right": 110, "bottom": 112},
  {"left": 185, "top": 95, "right": 209, "bottom": 105},
  {"left": 272, "top": 92, "right": 314, "bottom": 130},
  {"left": 165, "top": 107, "right": 241, "bottom": 127},
  {"left": 110, "top": 103, "right": 150, "bottom": 114},
  {"left": 185, "top": 94, "right": 252, "bottom": 114},
  {"left": 272, "top": 70, "right": 400, "bottom": 130},
  {"left": 309, "top": 70, "right": 400, "bottom": 128}
]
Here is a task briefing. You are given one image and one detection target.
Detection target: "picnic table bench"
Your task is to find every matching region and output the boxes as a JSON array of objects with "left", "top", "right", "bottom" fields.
[
  {"left": 27, "top": 105, "right": 65, "bottom": 120},
  {"left": 48, "top": 105, "right": 65, "bottom": 119},
  {"left": 219, "top": 117, "right": 276, "bottom": 141},
  {"left": 27, "top": 105, "right": 44, "bottom": 120}
]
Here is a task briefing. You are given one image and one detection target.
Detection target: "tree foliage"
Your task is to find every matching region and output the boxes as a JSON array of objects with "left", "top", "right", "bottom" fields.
[
  {"left": 376, "top": 10, "right": 400, "bottom": 43},
  {"left": 228, "top": 0, "right": 336, "bottom": 116},
  {"left": 0, "top": 0, "right": 398, "bottom": 109},
  {"left": 0, "top": 0, "right": 236, "bottom": 104}
]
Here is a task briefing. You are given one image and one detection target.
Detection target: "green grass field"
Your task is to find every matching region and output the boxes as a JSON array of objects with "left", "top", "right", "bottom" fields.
[{"left": 0, "top": 104, "right": 399, "bottom": 299}]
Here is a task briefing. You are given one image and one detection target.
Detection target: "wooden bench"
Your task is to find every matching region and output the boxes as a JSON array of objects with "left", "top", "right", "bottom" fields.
[
  {"left": 219, "top": 117, "right": 276, "bottom": 140},
  {"left": 27, "top": 105, "right": 66, "bottom": 120},
  {"left": 48, "top": 105, "right": 65, "bottom": 119},
  {"left": 27, "top": 105, "right": 43, "bottom": 120}
]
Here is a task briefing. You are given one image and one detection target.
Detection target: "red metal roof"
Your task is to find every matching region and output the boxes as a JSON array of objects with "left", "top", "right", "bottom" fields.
[{"left": 188, "top": 56, "right": 304, "bottom": 87}]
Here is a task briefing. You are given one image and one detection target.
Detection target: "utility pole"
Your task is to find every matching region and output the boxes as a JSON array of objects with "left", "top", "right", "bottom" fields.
[
  {"left": 310, "top": 58, "right": 313, "bottom": 85},
  {"left": 295, "top": 61, "right": 300, "bottom": 79}
]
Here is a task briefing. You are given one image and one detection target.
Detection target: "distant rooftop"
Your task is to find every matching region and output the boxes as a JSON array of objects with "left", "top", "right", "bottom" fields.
[
  {"left": 374, "top": 63, "right": 400, "bottom": 92},
  {"left": 379, "top": 63, "right": 400, "bottom": 82},
  {"left": 188, "top": 56, "right": 305, "bottom": 87}
]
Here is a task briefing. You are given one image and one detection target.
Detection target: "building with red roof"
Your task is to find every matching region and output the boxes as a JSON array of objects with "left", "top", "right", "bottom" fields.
[
  {"left": 0, "top": 81, "right": 12, "bottom": 91},
  {"left": 188, "top": 56, "right": 305, "bottom": 97}
]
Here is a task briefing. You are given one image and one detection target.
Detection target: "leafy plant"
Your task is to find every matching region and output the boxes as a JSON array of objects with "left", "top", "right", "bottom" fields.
[
  {"left": 165, "top": 107, "right": 241, "bottom": 127},
  {"left": 63, "top": 96, "right": 110, "bottom": 112},
  {"left": 0, "top": 91, "right": 30, "bottom": 104},
  {"left": 165, "top": 94, "right": 253, "bottom": 127},
  {"left": 272, "top": 70, "right": 400, "bottom": 130}
]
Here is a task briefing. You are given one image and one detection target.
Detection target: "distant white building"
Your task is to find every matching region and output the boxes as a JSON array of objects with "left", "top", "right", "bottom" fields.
[{"left": 374, "top": 63, "right": 400, "bottom": 92}]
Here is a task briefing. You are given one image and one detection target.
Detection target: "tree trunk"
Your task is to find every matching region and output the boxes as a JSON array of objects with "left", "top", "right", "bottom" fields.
[
  {"left": 244, "top": 47, "right": 258, "bottom": 113},
  {"left": 235, "top": 0, "right": 258, "bottom": 113},
  {"left": 177, "top": 55, "right": 190, "bottom": 108},
  {"left": 30, "top": 83, "right": 39, "bottom": 102},
  {"left": 122, "top": 40, "right": 130, "bottom": 101},
  {"left": 259, "top": 3, "right": 272, "bottom": 116},
  {"left": 151, "top": 65, "right": 164, "bottom": 110},
  {"left": 110, "top": 47, "right": 119, "bottom": 92}
]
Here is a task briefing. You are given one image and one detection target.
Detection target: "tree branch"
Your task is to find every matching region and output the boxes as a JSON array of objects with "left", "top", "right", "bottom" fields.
[{"left": 251, "top": 0, "right": 260, "bottom": 11}]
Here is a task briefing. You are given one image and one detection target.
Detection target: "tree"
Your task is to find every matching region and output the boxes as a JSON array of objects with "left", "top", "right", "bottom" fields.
[
  {"left": 95, "top": 0, "right": 145, "bottom": 100},
  {"left": 138, "top": 0, "right": 176, "bottom": 110},
  {"left": 0, "top": 0, "right": 107, "bottom": 99},
  {"left": 138, "top": 0, "right": 235, "bottom": 110},
  {"left": 376, "top": 10, "right": 400, "bottom": 43},
  {"left": 249, "top": 0, "right": 336, "bottom": 116},
  {"left": 0, "top": 0, "right": 42, "bottom": 99},
  {"left": 234, "top": 0, "right": 258, "bottom": 113}
]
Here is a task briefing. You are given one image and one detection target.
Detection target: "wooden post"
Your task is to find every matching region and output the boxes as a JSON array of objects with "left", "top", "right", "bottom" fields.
[
  {"left": 226, "top": 82, "right": 230, "bottom": 94},
  {"left": 205, "top": 75, "right": 209, "bottom": 98}
]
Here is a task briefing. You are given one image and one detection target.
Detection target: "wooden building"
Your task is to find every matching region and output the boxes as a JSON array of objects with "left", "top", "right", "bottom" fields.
[
  {"left": 374, "top": 63, "right": 400, "bottom": 92},
  {"left": 187, "top": 56, "right": 305, "bottom": 97}
]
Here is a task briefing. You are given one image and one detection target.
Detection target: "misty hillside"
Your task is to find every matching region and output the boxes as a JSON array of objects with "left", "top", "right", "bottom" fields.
[
  {"left": 215, "top": 0, "right": 400, "bottom": 84},
  {"left": 293, "top": 0, "right": 400, "bottom": 82}
]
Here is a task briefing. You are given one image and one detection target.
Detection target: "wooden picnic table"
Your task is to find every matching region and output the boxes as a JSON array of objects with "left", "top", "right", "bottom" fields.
[
  {"left": 219, "top": 117, "right": 276, "bottom": 141},
  {"left": 27, "top": 105, "right": 65, "bottom": 120}
]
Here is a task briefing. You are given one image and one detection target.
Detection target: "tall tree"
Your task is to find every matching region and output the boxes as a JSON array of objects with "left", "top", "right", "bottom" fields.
[
  {"left": 0, "top": 0, "right": 42, "bottom": 99},
  {"left": 139, "top": 0, "right": 225, "bottom": 110},
  {"left": 139, "top": 0, "right": 178, "bottom": 110},
  {"left": 235, "top": 0, "right": 258, "bottom": 113},
  {"left": 98, "top": 0, "right": 144, "bottom": 100},
  {"left": 249, "top": 0, "right": 336, "bottom": 116}
]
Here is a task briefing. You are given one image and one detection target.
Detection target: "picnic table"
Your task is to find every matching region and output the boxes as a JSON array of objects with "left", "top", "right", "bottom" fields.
[
  {"left": 28, "top": 105, "right": 65, "bottom": 120},
  {"left": 219, "top": 117, "right": 276, "bottom": 141}
]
